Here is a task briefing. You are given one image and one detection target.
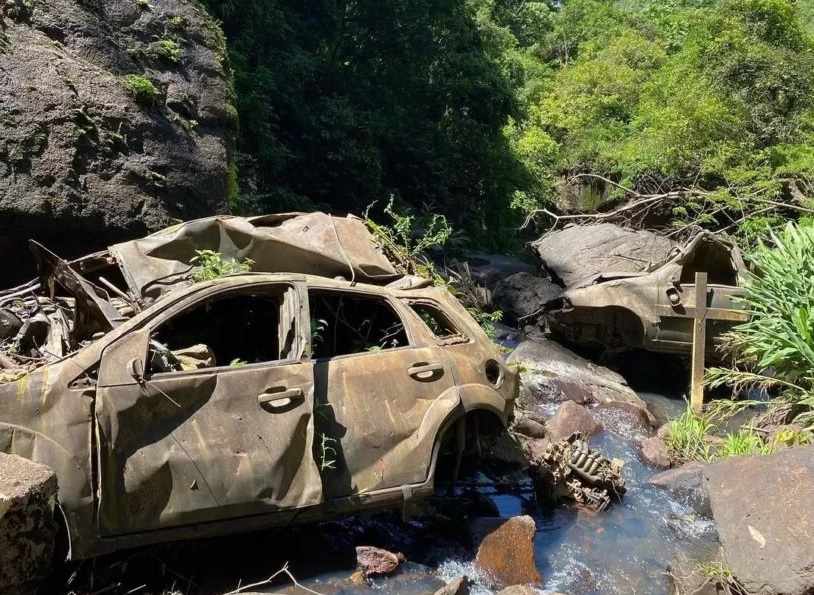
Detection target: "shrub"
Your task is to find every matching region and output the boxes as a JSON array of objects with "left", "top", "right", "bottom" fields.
[
  {"left": 706, "top": 222, "right": 814, "bottom": 429},
  {"left": 121, "top": 75, "right": 161, "bottom": 105},
  {"left": 664, "top": 405, "right": 714, "bottom": 463},
  {"left": 153, "top": 39, "right": 182, "bottom": 63},
  {"left": 190, "top": 250, "right": 254, "bottom": 282}
]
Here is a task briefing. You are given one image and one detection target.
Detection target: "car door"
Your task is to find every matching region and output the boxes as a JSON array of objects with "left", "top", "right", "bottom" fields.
[
  {"left": 94, "top": 281, "right": 323, "bottom": 535},
  {"left": 307, "top": 287, "right": 459, "bottom": 500}
]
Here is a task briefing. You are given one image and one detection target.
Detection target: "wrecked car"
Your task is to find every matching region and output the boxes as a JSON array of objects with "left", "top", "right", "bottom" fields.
[
  {"left": 0, "top": 213, "right": 518, "bottom": 559},
  {"left": 544, "top": 231, "right": 748, "bottom": 357}
]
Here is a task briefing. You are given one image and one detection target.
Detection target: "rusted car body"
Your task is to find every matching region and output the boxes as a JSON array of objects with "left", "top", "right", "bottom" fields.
[
  {"left": 0, "top": 214, "right": 517, "bottom": 559},
  {"left": 545, "top": 232, "right": 747, "bottom": 356}
]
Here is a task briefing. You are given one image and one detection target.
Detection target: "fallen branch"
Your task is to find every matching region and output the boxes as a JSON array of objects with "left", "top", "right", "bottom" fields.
[{"left": 222, "top": 562, "right": 325, "bottom": 595}]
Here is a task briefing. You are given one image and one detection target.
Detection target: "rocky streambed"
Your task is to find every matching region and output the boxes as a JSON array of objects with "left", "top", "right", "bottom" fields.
[{"left": 41, "top": 341, "right": 814, "bottom": 595}]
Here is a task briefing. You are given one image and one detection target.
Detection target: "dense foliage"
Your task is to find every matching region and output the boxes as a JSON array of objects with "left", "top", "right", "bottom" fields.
[
  {"left": 200, "top": 0, "right": 814, "bottom": 247},
  {"left": 707, "top": 222, "right": 814, "bottom": 429}
]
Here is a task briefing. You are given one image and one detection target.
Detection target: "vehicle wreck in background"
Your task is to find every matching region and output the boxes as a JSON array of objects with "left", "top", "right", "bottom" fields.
[
  {"left": 535, "top": 225, "right": 748, "bottom": 358},
  {"left": 0, "top": 212, "right": 517, "bottom": 560}
]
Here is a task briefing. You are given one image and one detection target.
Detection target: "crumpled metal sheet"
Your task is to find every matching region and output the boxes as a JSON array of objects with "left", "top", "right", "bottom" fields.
[{"left": 110, "top": 213, "right": 400, "bottom": 302}]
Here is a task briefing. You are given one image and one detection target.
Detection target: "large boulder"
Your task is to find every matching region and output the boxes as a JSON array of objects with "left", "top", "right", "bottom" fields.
[
  {"left": 649, "top": 463, "right": 711, "bottom": 517},
  {"left": 507, "top": 340, "right": 650, "bottom": 413},
  {"left": 704, "top": 446, "right": 814, "bottom": 595},
  {"left": 491, "top": 272, "right": 561, "bottom": 325},
  {"left": 0, "top": 0, "right": 235, "bottom": 283},
  {"left": 546, "top": 401, "right": 601, "bottom": 442},
  {"left": 0, "top": 453, "right": 59, "bottom": 595},
  {"left": 470, "top": 516, "right": 543, "bottom": 589},
  {"left": 532, "top": 224, "right": 676, "bottom": 287}
]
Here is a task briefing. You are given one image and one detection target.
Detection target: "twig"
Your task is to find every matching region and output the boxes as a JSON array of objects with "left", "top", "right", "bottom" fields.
[{"left": 221, "top": 562, "right": 326, "bottom": 595}]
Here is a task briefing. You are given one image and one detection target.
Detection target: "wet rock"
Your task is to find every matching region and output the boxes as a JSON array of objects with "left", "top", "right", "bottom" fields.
[
  {"left": 492, "top": 272, "right": 561, "bottom": 325},
  {"left": 649, "top": 463, "right": 711, "bottom": 517},
  {"left": 434, "top": 574, "right": 470, "bottom": 595},
  {"left": 638, "top": 437, "right": 672, "bottom": 469},
  {"left": 593, "top": 401, "right": 654, "bottom": 438},
  {"left": 496, "top": 586, "right": 544, "bottom": 595},
  {"left": 667, "top": 551, "right": 727, "bottom": 595},
  {"left": 512, "top": 411, "right": 547, "bottom": 439},
  {"left": 546, "top": 401, "right": 601, "bottom": 442},
  {"left": 470, "top": 516, "right": 543, "bottom": 589},
  {"left": 0, "top": 453, "right": 59, "bottom": 595},
  {"left": 508, "top": 340, "right": 649, "bottom": 412},
  {"left": 705, "top": 446, "right": 814, "bottom": 595},
  {"left": 532, "top": 223, "right": 676, "bottom": 287},
  {"left": 355, "top": 545, "right": 403, "bottom": 578}
]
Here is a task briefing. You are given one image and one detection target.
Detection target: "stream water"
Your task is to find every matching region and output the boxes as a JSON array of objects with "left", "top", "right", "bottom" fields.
[{"left": 242, "top": 393, "right": 720, "bottom": 595}]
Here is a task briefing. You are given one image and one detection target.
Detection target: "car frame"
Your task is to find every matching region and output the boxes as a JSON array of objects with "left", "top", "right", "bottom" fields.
[
  {"left": 0, "top": 271, "right": 517, "bottom": 560},
  {"left": 544, "top": 231, "right": 748, "bottom": 358}
]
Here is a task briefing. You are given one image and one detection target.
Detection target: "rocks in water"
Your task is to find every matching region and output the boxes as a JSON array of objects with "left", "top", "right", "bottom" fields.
[
  {"left": 592, "top": 401, "right": 653, "bottom": 439},
  {"left": 0, "top": 453, "right": 59, "bottom": 595},
  {"left": 638, "top": 437, "right": 672, "bottom": 469},
  {"left": 667, "top": 550, "right": 731, "bottom": 595},
  {"left": 496, "top": 586, "right": 547, "bottom": 595},
  {"left": 470, "top": 516, "right": 543, "bottom": 589},
  {"left": 512, "top": 411, "right": 547, "bottom": 439},
  {"left": 457, "top": 253, "right": 536, "bottom": 290},
  {"left": 0, "top": 0, "right": 235, "bottom": 282},
  {"left": 547, "top": 401, "right": 601, "bottom": 442},
  {"left": 508, "top": 340, "right": 649, "bottom": 413},
  {"left": 532, "top": 223, "right": 676, "bottom": 287},
  {"left": 434, "top": 574, "right": 470, "bottom": 595},
  {"left": 704, "top": 446, "right": 814, "bottom": 595},
  {"left": 491, "top": 272, "right": 561, "bottom": 325},
  {"left": 355, "top": 545, "right": 404, "bottom": 578},
  {"left": 649, "top": 463, "right": 711, "bottom": 517}
]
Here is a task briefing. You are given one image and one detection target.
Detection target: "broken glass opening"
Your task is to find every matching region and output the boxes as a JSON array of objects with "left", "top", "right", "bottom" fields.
[
  {"left": 408, "top": 302, "right": 464, "bottom": 340},
  {"left": 309, "top": 291, "right": 408, "bottom": 358},
  {"left": 147, "top": 292, "right": 285, "bottom": 374}
]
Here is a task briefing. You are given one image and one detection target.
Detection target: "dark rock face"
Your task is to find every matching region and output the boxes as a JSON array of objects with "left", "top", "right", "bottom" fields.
[
  {"left": 459, "top": 253, "right": 536, "bottom": 290},
  {"left": 546, "top": 401, "right": 601, "bottom": 442},
  {"left": 507, "top": 340, "right": 649, "bottom": 412},
  {"left": 704, "top": 447, "right": 814, "bottom": 595},
  {"left": 0, "top": 0, "right": 235, "bottom": 281},
  {"left": 491, "top": 272, "right": 561, "bottom": 325},
  {"left": 649, "top": 463, "right": 711, "bottom": 517},
  {"left": 0, "top": 453, "right": 59, "bottom": 595},
  {"left": 470, "top": 516, "right": 543, "bottom": 589},
  {"left": 532, "top": 223, "right": 676, "bottom": 287}
]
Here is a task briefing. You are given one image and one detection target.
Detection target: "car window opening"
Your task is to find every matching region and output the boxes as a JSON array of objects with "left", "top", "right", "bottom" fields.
[
  {"left": 309, "top": 291, "right": 408, "bottom": 358},
  {"left": 147, "top": 293, "right": 286, "bottom": 374},
  {"left": 409, "top": 302, "right": 463, "bottom": 339},
  {"left": 679, "top": 241, "right": 738, "bottom": 285}
]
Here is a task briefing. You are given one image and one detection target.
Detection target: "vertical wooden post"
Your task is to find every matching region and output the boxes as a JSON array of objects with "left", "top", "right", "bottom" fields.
[{"left": 690, "top": 272, "right": 708, "bottom": 414}]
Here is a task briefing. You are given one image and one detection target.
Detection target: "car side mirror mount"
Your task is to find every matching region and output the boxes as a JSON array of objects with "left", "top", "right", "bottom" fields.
[{"left": 127, "top": 357, "right": 145, "bottom": 382}]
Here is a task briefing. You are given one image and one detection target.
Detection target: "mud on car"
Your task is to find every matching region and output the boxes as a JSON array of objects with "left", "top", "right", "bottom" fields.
[{"left": 0, "top": 213, "right": 517, "bottom": 560}]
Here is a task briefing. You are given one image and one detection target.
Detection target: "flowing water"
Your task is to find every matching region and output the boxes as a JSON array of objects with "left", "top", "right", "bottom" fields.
[{"left": 249, "top": 392, "right": 720, "bottom": 595}]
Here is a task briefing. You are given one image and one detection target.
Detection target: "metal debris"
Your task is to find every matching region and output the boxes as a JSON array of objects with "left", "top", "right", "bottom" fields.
[{"left": 539, "top": 434, "right": 626, "bottom": 512}]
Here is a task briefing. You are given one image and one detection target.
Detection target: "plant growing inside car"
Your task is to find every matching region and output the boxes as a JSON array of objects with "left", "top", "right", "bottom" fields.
[{"left": 190, "top": 250, "right": 254, "bottom": 282}]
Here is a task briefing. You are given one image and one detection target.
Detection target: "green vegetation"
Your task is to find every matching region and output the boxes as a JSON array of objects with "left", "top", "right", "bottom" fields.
[
  {"left": 664, "top": 405, "right": 714, "bottom": 463},
  {"left": 190, "top": 249, "right": 254, "bottom": 282},
  {"left": 195, "top": 0, "right": 814, "bottom": 250},
  {"left": 707, "top": 222, "right": 814, "bottom": 430},
  {"left": 120, "top": 75, "right": 161, "bottom": 105},
  {"left": 153, "top": 39, "right": 182, "bottom": 63}
]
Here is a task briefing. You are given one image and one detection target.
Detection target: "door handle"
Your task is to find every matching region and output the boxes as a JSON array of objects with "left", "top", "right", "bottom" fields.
[
  {"left": 258, "top": 387, "right": 304, "bottom": 409},
  {"left": 407, "top": 362, "right": 444, "bottom": 380}
]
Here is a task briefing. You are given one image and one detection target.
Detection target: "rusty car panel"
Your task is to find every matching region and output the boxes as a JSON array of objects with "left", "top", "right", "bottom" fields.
[
  {"left": 545, "top": 232, "right": 748, "bottom": 357},
  {"left": 0, "top": 215, "right": 517, "bottom": 559}
]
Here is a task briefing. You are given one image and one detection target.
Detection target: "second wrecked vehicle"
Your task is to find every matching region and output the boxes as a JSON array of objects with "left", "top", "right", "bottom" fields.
[
  {"left": 540, "top": 229, "right": 748, "bottom": 358},
  {"left": 0, "top": 213, "right": 517, "bottom": 559}
]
